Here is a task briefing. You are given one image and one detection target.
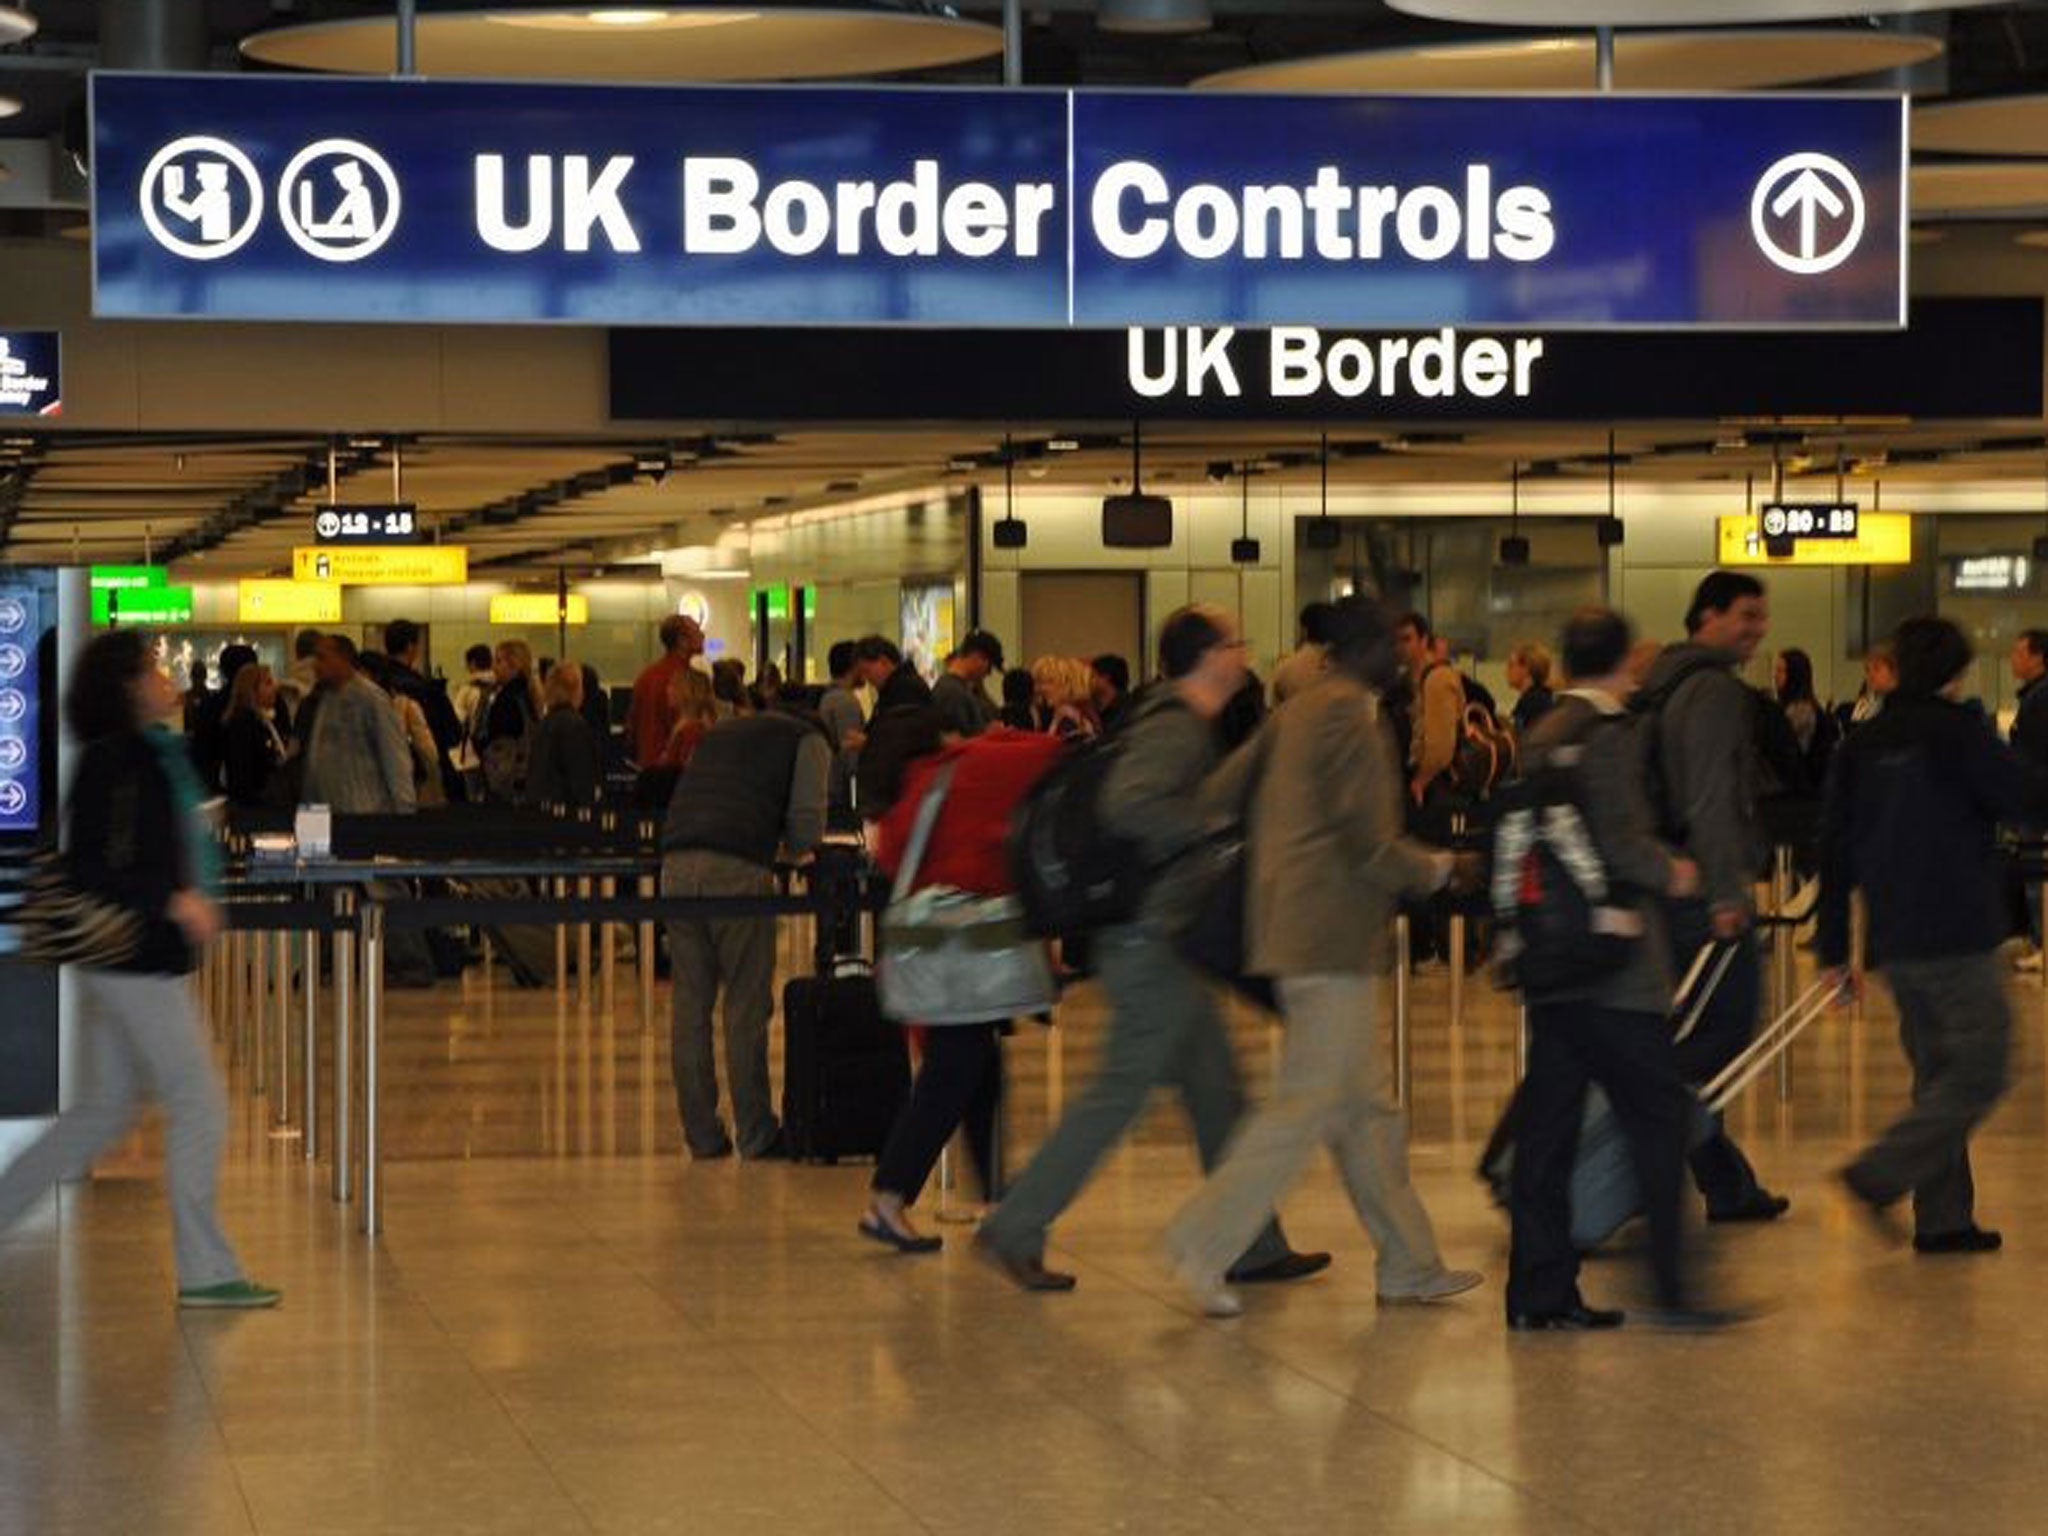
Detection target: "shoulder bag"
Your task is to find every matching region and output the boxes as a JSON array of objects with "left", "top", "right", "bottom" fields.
[{"left": 878, "top": 764, "right": 1057, "bottom": 1025}]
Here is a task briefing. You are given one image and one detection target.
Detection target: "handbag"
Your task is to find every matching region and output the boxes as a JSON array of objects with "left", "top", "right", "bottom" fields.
[
  {"left": 10, "top": 847, "right": 145, "bottom": 970},
  {"left": 1177, "top": 727, "right": 1278, "bottom": 1009},
  {"left": 878, "top": 764, "right": 1058, "bottom": 1025}
]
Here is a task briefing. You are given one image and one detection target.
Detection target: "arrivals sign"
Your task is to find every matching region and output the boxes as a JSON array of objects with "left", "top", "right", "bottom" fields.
[
  {"left": 1718, "top": 512, "right": 1910, "bottom": 566},
  {"left": 91, "top": 74, "right": 1905, "bottom": 330},
  {"left": 239, "top": 579, "right": 343, "bottom": 625},
  {"left": 292, "top": 545, "right": 468, "bottom": 586},
  {"left": 0, "top": 333, "right": 60, "bottom": 417}
]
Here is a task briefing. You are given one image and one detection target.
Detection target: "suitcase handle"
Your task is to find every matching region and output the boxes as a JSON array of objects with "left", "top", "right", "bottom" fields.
[
  {"left": 1699, "top": 972, "right": 1843, "bottom": 1113},
  {"left": 1670, "top": 941, "right": 1739, "bottom": 1045}
]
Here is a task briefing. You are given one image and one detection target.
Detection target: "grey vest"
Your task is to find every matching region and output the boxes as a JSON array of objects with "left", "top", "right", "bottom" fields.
[{"left": 661, "top": 713, "right": 808, "bottom": 868}]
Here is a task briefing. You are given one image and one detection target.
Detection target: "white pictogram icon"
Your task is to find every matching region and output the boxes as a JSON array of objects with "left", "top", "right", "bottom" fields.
[
  {"left": 140, "top": 136, "right": 265, "bottom": 260},
  {"left": 0, "top": 598, "right": 24, "bottom": 634},
  {"left": 0, "top": 691, "right": 23, "bottom": 724},
  {"left": 315, "top": 510, "right": 342, "bottom": 540},
  {"left": 279, "top": 140, "right": 401, "bottom": 263},
  {"left": 0, "top": 781, "right": 26, "bottom": 817},
  {"left": 1751, "top": 153, "right": 1865, "bottom": 277},
  {"left": 0, "top": 738, "right": 23, "bottom": 773},
  {"left": 0, "top": 645, "right": 24, "bottom": 682}
]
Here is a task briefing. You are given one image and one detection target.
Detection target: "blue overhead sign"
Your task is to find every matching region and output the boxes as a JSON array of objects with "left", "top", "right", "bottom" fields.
[
  {"left": 0, "top": 333, "right": 60, "bottom": 417},
  {"left": 91, "top": 73, "right": 1905, "bottom": 330}
]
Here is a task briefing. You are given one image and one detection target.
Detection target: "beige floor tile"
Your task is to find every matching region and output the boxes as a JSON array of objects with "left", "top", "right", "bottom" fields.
[{"left": 231, "top": 1452, "right": 593, "bottom": 1536}]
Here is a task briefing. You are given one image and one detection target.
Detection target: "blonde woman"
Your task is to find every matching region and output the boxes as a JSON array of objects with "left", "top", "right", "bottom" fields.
[
  {"left": 221, "top": 663, "right": 287, "bottom": 809},
  {"left": 529, "top": 660, "right": 604, "bottom": 810},
  {"left": 482, "top": 640, "right": 543, "bottom": 803},
  {"left": 660, "top": 666, "right": 719, "bottom": 769},
  {"left": 1506, "top": 642, "right": 1556, "bottom": 736},
  {"left": 1031, "top": 655, "right": 1100, "bottom": 741}
]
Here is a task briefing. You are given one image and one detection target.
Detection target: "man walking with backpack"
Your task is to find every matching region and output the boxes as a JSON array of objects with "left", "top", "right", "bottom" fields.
[
  {"left": 1504, "top": 608, "right": 1738, "bottom": 1331},
  {"left": 976, "top": 606, "right": 1324, "bottom": 1293},
  {"left": 1637, "top": 571, "right": 1791, "bottom": 1224}
]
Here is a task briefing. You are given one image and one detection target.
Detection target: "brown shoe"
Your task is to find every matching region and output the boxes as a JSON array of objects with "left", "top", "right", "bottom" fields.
[{"left": 972, "top": 1231, "right": 1076, "bottom": 1292}]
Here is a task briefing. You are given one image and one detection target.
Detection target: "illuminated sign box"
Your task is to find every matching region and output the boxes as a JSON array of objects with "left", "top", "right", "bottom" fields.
[
  {"left": 239, "top": 579, "right": 343, "bottom": 625},
  {"left": 93, "top": 74, "right": 1905, "bottom": 330},
  {"left": 489, "top": 593, "right": 589, "bottom": 625},
  {"left": 91, "top": 584, "right": 194, "bottom": 625},
  {"left": 0, "top": 332, "right": 61, "bottom": 417},
  {"left": 1948, "top": 554, "right": 2035, "bottom": 594},
  {"left": 1717, "top": 512, "right": 1911, "bottom": 566},
  {"left": 291, "top": 545, "right": 468, "bottom": 586}
]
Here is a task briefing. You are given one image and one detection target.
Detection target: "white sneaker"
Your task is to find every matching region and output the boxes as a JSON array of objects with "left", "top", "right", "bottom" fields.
[
  {"left": 1172, "top": 1261, "right": 1243, "bottom": 1319},
  {"left": 1378, "top": 1268, "right": 1485, "bottom": 1305}
]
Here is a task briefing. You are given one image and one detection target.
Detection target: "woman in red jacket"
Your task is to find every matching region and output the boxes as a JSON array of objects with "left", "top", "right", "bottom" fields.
[{"left": 860, "top": 726, "right": 1066, "bottom": 1253}]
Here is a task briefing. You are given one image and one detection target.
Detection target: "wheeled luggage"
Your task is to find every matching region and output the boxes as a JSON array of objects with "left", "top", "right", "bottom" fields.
[
  {"left": 1481, "top": 944, "right": 1837, "bottom": 1250},
  {"left": 781, "top": 854, "right": 910, "bottom": 1164}
]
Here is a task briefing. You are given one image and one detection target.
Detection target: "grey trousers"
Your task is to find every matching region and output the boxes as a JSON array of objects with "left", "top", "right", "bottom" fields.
[
  {"left": 0, "top": 969, "right": 243, "bottom": 1291},
  {"left": 1165, "top": 972, "right": 1444, "bottom": 1294},
  {"left": 1852, "top": 952, "right": 2013, "bottom": 1237},
  {"left": 979, "top": 924, "right": 1289, "bottom": 1269},
  {"left": 663, "top": 850, "right": 780, "bottom": 1158}
]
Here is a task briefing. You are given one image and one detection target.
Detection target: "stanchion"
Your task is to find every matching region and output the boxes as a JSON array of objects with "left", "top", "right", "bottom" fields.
[
  {"left": 1447, "top": 815, "right": 1467, "bottom": 1034},
  {"left": 1772, "top": 846, "right": 1796, "bottom": 1103},
  {"left": 1394, "top": 913, "right": 1412, "bottom": 1109},
  {"left": 638, "top": 871, "right": 657, "bottom": 1037},
  {"left": 333, "top": 890, "right": 355, "bottom": 1204},
  {"left": 1515, "top": 1001, "right": 1528, "bottom": 1084},
  {"left": 250, "top": 926, "right": 268, "bottom": 1097},
  {"left": 273, "top": 929, "right": 291, "bottom": 1126},
  {"left": 303, "top": 928, "right": 321, "bottom": 1161},
  {"left": 360, "top": 903, "right": 384, "bottom": 1236}
]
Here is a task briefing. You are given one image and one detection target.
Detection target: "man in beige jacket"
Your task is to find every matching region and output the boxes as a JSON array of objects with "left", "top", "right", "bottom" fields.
[{"left": 1164, "top": 595, "right": 1484, "bottom": 1318}]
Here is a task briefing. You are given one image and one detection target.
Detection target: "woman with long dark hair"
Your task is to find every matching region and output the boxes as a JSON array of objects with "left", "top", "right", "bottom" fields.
[
  {"left": 0, "top": 632, "right": 278, "bottom": 1308},
  {"left": 1775, "top": 646, "right": 1839, "bottom": 786}
]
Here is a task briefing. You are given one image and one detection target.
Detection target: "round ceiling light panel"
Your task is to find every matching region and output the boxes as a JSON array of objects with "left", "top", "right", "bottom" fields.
[
  {"left": 1198, "top": 27, "right": 1939, "bottom": 92},
  {"left": 1912, "top": 162, "right": 2048, "bottom": 218},
  {"left": 0, "top": 7, "right": 36, "bottom": 47},
  {"left": 1917, "top": 96, "right": 2048, "bottom": 159},
  {"left": 0, "top": 94, "right": 22, "bottom": 120},
  {"left": 1387, "top": 0, "right": 2001, "bottom": 24},
  {"left": 242, "top": 6, "right": 1003, "bottom": 81}
]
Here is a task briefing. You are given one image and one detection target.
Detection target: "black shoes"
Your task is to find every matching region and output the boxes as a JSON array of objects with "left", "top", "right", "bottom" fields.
[
  {"left": 1914, "top": 1226, "right": 2002, "bottom": 1255},
  {"left": 972, "top": 1232, "right": 1077, "bottom": 1292},
  {"left": 1226, "top": 1251, "right": 1333, "bottom": 1285},
  {"left": 858, "top": 1209, "right": 943, "bottom": 1255},
  {"left": 1509, "top": 1304, "right": 1625, "bottom": 1332},
  {"left": 1706, "top": 1190, "right": 1792, "bottom": 1224}
]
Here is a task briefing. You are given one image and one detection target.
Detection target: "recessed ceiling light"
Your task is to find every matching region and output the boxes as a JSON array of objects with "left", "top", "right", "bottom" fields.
[
  {"left": 0, "top": 8, "right": 36, "bottom": 47},
  {"left": 489, "top": 8, "right": 759, "bottom": 31},
  {"left": 0, "top": 95, "right": 22, "bottom": 121}
]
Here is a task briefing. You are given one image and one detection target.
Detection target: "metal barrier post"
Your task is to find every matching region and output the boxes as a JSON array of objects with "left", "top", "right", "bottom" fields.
[
  {"left": 1515, "top": 1001, "right": 1529, "bottom": 1084},
  {"left": 360, "top": 903, "right": 384, "bottom": 1236},
  {"left": 303, "top": 928, "right": 320, "bottom": 1161},
  {"left": 1772, "top": 845, "right": 1795, "bottom": 1103},
  {"left": 1394, "top": 913, "right": 1412, "bottom": 1109},
  {"left": 1447, "top": 814, "right": 1467, "bottom": 1033},
  {"left": 227, "top": 929, "right": 245, "bottom": 1065},
  {"left": 333, "top": 889, "right": 355, "bottom": 1204},
  {"left": 250, "top": 925, "right": 268, "bottom": 1097},
  {"left": 273, "top": 929, "right": 291, "bottom": 1126},
  {"left": 638, "top": 872, "right": 657, "bottom": 1036}
]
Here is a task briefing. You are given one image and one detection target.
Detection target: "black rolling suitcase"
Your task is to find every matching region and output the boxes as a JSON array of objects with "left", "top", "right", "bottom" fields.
[
  {"left": 1480, "top": 941, "right": 1836, "bottom": 1250},
  {"left": 781, "top": 849, "right": 910, "bottom": 1164}
]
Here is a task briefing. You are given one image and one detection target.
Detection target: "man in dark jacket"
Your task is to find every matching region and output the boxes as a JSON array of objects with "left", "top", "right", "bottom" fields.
[
  {"left": 853, "top": 635, "right": 940, "bottom": 818},
  {"left": 976, "top": 605, "right": 1322, "bottom": 1294},
  {"left": 384, "top": 618, "right": 464, "bottom": 801},
  {"left": 929, "top": 630, "right": 1003, "bottom": 739},
  {"left": 661, "top": 710, "right": 830, "bottom": 1161},
  {"left": 1638, "top": 570, "right": 1790, "bottom": 1224},
  {"left": 1823, "top": 617, "right": 2048, "bottom": 1253}
]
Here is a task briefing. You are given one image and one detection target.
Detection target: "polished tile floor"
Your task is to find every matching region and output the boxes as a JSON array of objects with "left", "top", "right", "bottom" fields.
[{"left": 5, "top": 925, "right": 2048, "bottom": 1535}]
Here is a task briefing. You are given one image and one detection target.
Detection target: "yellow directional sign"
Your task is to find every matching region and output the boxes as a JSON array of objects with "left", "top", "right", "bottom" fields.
[
  {"left": 489, "top": 593, "right": 589, "bottom": 625},
  {"left": 1717, "top": 512, "right": 1911, "bottom": 567},
  {"left": 291, "top": 545, "right": 468, "bottom": 586},
  {"left": 239, "top": 579, "right": 343, "bottom": 625}
]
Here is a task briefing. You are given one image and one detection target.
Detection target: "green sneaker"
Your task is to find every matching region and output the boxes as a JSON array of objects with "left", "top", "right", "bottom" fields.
[{"left": 177, "top": 1279, "right": 282, "bottom": 1310}]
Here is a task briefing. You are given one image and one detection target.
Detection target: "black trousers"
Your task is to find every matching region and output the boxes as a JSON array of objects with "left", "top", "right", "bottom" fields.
[
  {"left": 1507, "top": 1003, "right": 1694, "bottom": 1318},
  {"left": 1666, "top": 901, "right": 1770, "bottom": 1213},
  {"left": 872, "top": 1023, "right": 1002, "bottom": 1206}
]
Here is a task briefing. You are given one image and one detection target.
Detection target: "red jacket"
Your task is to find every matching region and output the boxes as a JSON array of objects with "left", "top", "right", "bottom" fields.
[{"left": 876, "top": 728, "right": 1065, "bottom": 896}]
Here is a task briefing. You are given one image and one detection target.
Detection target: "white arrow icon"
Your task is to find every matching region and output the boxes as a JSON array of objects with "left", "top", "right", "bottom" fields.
[{"left": 1751, "top": 153, "right": 1865, "bottom": 277}]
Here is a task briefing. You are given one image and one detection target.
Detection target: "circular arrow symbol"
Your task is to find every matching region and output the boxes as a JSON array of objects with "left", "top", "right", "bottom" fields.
[
  {"left": 0, "top": 599, "right": 24, "bottom": 634},
  {"left": 1751, "top": 153, "right": 1865, "bottom": 277},
  {"left": 0, "top": 738, "right": 24, "bottom": 772},
  {"left": 0, "top": 781, "right": 26, "bottom": 817}
]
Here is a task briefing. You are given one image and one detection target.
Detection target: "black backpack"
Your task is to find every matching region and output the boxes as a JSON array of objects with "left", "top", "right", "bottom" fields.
[
  {"left": 1007, "top": 735, "right": 1149, "bottom": 940},
  {"left": 1489, "top": 712, "right": 1646, "bottom": 997},
  {"left": 1637, "top": 654, "right": 1806, "bottom": 844}
]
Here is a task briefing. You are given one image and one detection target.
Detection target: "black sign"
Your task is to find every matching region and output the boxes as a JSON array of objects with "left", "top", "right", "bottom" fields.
[
  {"left": 313, "top": 504, "right": 421, "bottom": 545},
  {"left": 0, "top": 332, "right": 60, "bottom": 417},
  {"left": 611, "top": 298, "right": 2041, "bottom": 424},
  {"left": 1760, "top": 503, "right": 1858, "bottom": 540}
]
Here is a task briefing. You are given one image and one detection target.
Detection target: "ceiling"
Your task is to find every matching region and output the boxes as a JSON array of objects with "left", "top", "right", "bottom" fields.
[
  {"left": 8, "top": 417, "right": 2048, "bottom": 578},
  {"left": 8, "top": 2, "right": 2048, "bottom": 569}
]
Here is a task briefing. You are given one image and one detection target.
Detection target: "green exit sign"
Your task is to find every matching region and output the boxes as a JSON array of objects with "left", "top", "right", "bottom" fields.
[{"left": 92, "top": 585, "right": 194, "bottom": 625}]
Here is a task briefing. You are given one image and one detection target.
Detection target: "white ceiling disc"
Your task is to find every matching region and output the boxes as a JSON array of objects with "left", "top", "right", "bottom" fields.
[
  {"left": 1917, "top": 95, "right": 2048, "bottom": 158},
  {"left": 1198, "top": 27, "right": 1940, "bottom": 92},
  {"left": 241, "top": 7, "right": 1003, "bottom": 82},
  {"left": 1913, "top": 161, "right": 2048, "bottom": 217},
  {"left": 1387, "top": 0, "right": 2001, "bottom": 24},
  {"left": 0, "top": 7, "right": 36, "bottom": 47}
]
